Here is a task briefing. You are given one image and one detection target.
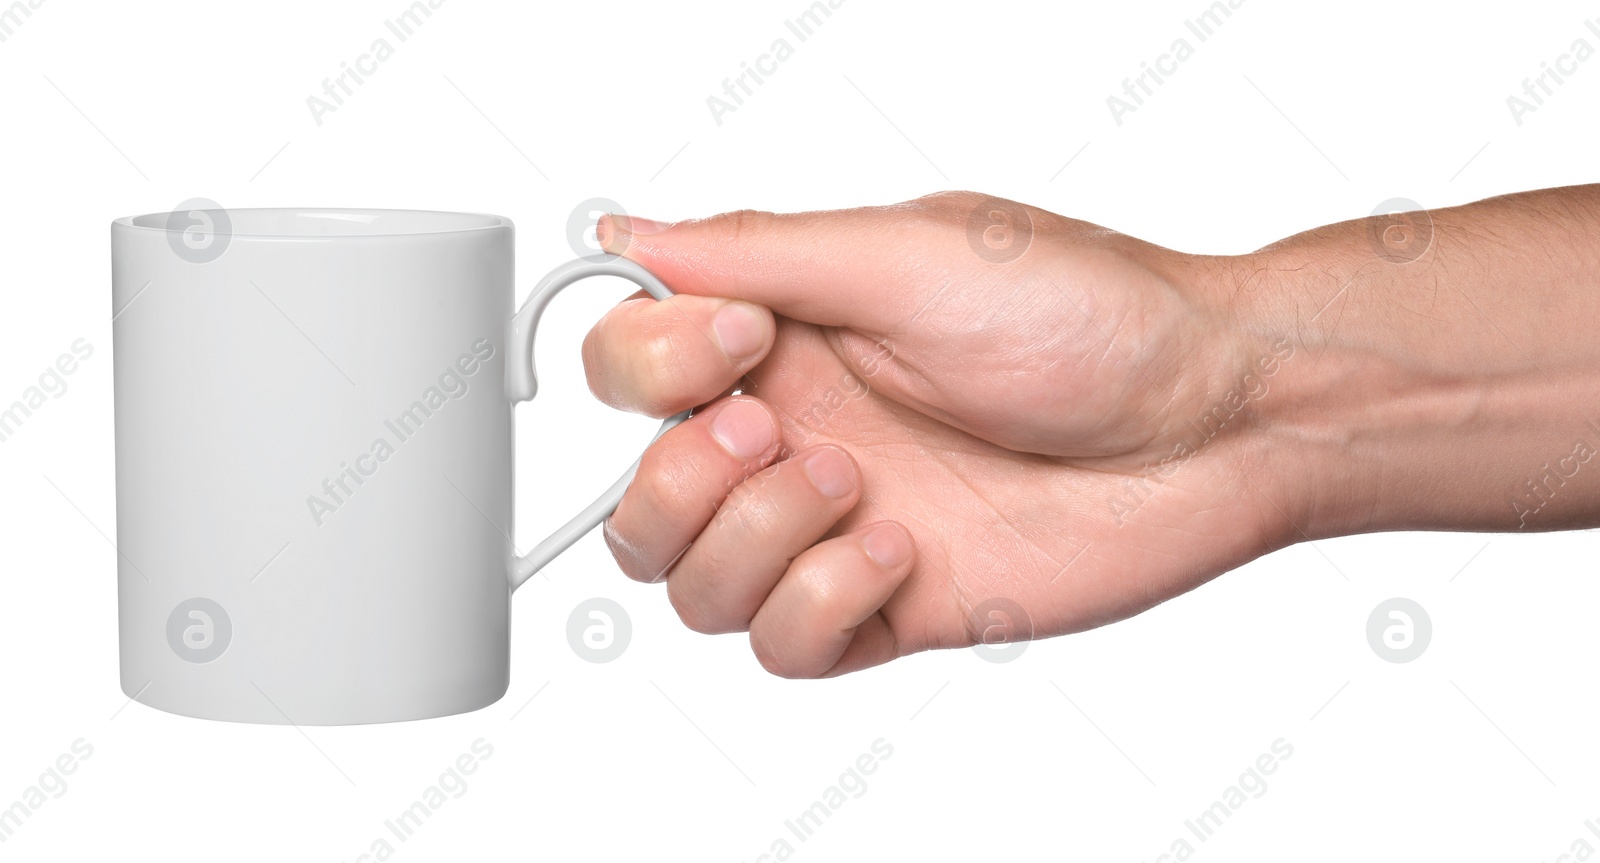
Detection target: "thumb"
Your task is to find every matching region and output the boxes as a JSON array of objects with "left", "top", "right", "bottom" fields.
[{"left": 597, "top": 196, "right": 992, "bottom": 332}]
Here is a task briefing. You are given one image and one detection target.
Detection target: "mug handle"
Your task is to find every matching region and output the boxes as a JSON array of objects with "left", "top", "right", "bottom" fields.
[{"left": 505, "top": 255, "right": 691, "bottom": 590}]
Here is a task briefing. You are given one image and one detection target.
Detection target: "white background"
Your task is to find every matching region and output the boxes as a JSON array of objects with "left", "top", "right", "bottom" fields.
[{"left": 3, "top": 0, "right": 1599, "bottom": 859}]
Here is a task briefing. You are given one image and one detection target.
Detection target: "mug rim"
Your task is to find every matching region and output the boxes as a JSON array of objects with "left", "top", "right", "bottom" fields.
[{"left": 112, "top": 207, "right": 513, "bottom": 240}]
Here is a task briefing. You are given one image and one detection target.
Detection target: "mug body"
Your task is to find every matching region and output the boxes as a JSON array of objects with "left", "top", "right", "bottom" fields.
[{"left": 111, "top": 208, "right": 515, "bottom": 724}]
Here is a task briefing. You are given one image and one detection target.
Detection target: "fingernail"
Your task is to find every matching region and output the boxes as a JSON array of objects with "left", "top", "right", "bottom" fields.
[
  {"left": 863, "top": 524, "right": 912, "bottom": 568},
  {"left": 803, "top": 447, "right": 856, "bottom": 499},
  {"left": 710, "top": 399, "right": 774, "bottom": 460},
  {"left": 712, "top": 301, "right": 768, "bottom": 363},
  {"left": 598, "top": 214, "right": 665, "bottom": 255}
]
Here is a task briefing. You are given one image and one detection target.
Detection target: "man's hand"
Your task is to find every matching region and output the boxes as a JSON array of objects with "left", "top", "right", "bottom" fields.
[
  {"left": 582, "top": 192, "right": 1290, "bottom": 677},
  {"left": 582, "top": 186, "right": 1600, "bottom": 677}
]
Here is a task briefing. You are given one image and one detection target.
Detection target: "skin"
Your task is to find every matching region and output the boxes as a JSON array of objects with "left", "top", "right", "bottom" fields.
[{"left": 580, "top": 186, "right": 1600, "bottom": 678}]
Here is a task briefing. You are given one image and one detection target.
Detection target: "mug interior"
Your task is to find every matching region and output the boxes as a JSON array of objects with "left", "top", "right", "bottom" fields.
[{"left": 115, "top": 208, "right": 510, "bottom": 238}]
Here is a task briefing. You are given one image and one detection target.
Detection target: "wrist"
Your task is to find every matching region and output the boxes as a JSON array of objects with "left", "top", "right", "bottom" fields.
[
  {"left": 1205, "top": 215, "right": 1600, "bottom": 539},
  {"left": 1131, "top": 247, "right": 1321, "bottom": 551}
]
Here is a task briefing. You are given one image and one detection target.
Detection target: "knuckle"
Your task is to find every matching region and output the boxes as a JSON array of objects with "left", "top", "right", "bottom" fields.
[
  {"left": 714, "top": 469, "right": 783, "bottom": 537},
  {"left": 749, "top": 560, "right": 847, "bottom": 680},
  {"left": 634, "top": 326, "right": 699, "bottom": 416},
  {"left": 635, "top": 443, "right": 714, "bottom": 528},
  {"left": 601, "top": 517, "right": 657, "bottom": 583},
  {"left": 791, "top": 556, "right": 850, "bottom": 628},
  {"left": 667, "top": 578, "right": 735, "bottom": 635},
  {"left": 749, "top": 629, "right": 820, "bottom": 679},
  {"left": 630, "top": 315, "right": 720, "bottom": 416},
  {"left": 911, "top": 190, "right": 986, "bottom": 220},
  {"left": 581, "top": 308, "right": 632, "bottom": 406},
  {"left": 719, "top": 208, "right": 776, "bottom": 247}
]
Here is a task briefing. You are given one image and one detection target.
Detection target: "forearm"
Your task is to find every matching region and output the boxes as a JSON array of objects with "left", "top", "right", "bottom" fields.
[{"left": 1210, "top": 185, "right": 1600, "bottom": 537}]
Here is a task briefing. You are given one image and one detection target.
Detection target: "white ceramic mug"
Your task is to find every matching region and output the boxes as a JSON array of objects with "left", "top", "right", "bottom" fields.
[{"left": 110, "top": 207, "right": 687, "bottom": 724}]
